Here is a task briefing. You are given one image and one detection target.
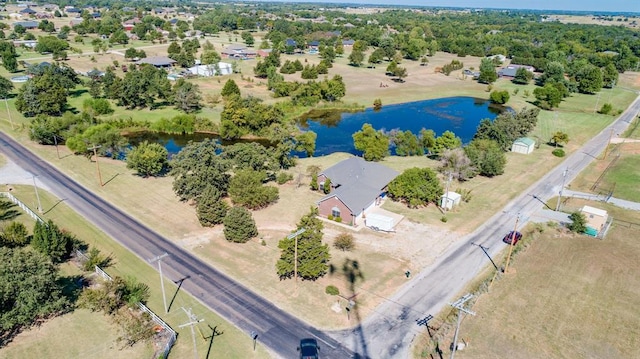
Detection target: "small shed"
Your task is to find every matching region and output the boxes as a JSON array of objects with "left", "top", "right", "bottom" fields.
[
  {"left": 580, "top": 206, "right": 608, "bottom": 233},
  {"left": 188, "top": 62, "right": 232, "bottom": 77},
  {"left": 511, "top": 137, "right": 535, "bottom": 155},
  {"left": 441, "top": 191, "right": 462, "bottom": 210}
]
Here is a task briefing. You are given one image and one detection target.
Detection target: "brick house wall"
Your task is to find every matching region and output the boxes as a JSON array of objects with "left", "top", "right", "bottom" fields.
[{"left": 317, "top": 196, "right": 353, "bottom": 225}]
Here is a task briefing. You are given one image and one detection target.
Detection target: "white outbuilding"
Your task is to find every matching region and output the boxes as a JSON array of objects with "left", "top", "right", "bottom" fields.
[
  {"left": 188, "top": 62, "right": 232, "bottom": 77},
  {"left": 441, "top": 191, "right": 462, "bottom": 210},
  {"left": 511, "top": 137, "right": 535, "bottom": 155}
]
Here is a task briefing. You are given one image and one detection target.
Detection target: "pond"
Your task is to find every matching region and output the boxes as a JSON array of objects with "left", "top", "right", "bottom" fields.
[
  {"left": 299, "top": 96, "right": 504, "bottom": 156},
  {"left": 128, "top": 97, "right": 505, "bottom": 157}
]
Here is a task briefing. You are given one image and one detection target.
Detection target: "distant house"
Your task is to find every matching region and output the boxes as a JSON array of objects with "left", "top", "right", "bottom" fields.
[
  {"left": 342, "top": 39, "right": 355, "bottom": 47},
  {"left": 498, "top": 64, "right": 535, "bottom": 78},
  {"left": 123, "top": 18, "right": 141, "bottom": 31},
  {"left": 14, "top": 21, "right": 39, "bottom": 29},
  {"left": 580, "top": 206, "right": 608, "bottom": 236},
  {"left": 221, "top": 44, "right": 256, "bottom": 59},
  {"left": 257, "top": 48, "right": 272, "bottom": 58},
  {"left": 136, "top": 56, "right": 176, "bottom": 68},
  {"left": 285, "top": 38, "right": 297, "bottom": 47},
  {"left": 69, "top": 18, "right": 83, "bottom": 26},
  {"left": 19, "top": 7, "right": 36, "bottom": 15},
  {"left": 307, "top": 40, "right": 320, "bottom": 50},
  {"left": 12, "top": 40, "right": 37, "bottom": 48},
  {"left": 65, "top": 7, "right": 82, "bottom": 14},
  {"left": 511, "top": 137, "right": 535, "bottom": 154},
  {"left": 316, "top": 157, "right": 398, "bottom": 226}
]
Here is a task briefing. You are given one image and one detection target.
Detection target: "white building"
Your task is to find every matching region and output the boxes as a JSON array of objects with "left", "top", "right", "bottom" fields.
[
  {"left": 511, "top": 137, "right": 535, "bottom": 155},
  {"left": 441, "top": 191, "right": 462, "bottom": 210},
  {"left": 188, "top": 62, "right": 232, "bottom": 77}
]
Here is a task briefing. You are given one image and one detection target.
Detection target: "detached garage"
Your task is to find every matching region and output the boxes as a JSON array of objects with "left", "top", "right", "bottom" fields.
[{"left": 511, "top": 137, "right": 535, "bottom": 154}]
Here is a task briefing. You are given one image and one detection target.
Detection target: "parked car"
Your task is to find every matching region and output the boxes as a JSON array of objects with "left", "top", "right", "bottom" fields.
[
  {"left": 502, "top": 231, "right": 522, "bottom": 245},
  {"left": 298, "top": 338, "right": 320, "bottom": 359}
]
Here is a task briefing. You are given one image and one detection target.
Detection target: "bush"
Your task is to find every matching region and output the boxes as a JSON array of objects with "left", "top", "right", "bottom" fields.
[
  {"left": 552, "top": 149, "right": 565, "bottom": 157},
  {"left": 327, "top": 214, "right": 334, "bottom": 221},
  {"left": 83, "top": 98, "right": 114, "bottom": 115},
  {"left": 489, "top": 90, "right": 510, "bottom": 104},
  {"left": 599, "top": 103, "right": 613, "bottom": 115},
  {"left": 441, "top": 216, "right": 448, "bottom": 223},
  {"left": 334, "top": 233, "right": 355, "bottom": 251},
  {"left": 325, "top": 285, "right": 340, "bottom": 296},
  {"left": 568, "top": 211, "right": 587, "bottom": 233},
  {"left": 276, "top": 172, "right": 293, "bottom": 185},
  {"left": 334, "top": 216, "right": 342, "bottom": 223},
  {"left": 83, "top": 247, "right": 112, "bottom": 271}
]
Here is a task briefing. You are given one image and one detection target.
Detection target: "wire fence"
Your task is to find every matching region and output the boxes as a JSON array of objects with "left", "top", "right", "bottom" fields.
[{"left": 75, "top": 250, "right": 177, "bottom": 359}]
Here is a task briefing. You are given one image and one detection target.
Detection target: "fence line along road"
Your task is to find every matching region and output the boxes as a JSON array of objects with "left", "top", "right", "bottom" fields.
[{"left": 0, "top": 132, "right": 355, "bottom": 359}]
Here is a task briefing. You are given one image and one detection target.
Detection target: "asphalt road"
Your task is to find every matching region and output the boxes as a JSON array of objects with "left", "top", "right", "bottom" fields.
[
  {"left": 0, "top": 132, "right": 355, "bottom": 359},
  {"left": 2, "top": 94, "right": 638, "bottom": 359},
  {"left": 332, "top": 94, "right": 640, "bottom": 358}
]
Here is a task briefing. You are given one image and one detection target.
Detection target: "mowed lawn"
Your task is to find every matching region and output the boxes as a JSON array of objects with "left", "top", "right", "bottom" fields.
[
  {"left": 0, "top": 309, "right": 153, "bottom": 359},
  {"left": 569, "top": 142, "right": 640, "bottom": 202},
  {"left": 455, "top": 208, "right": 640, "bottom": 359}
]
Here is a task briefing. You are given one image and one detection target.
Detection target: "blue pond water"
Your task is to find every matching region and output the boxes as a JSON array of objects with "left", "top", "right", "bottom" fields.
[
  {"left": 299, "top": 97, "right": 504, "bottom": 156},
  {"left": 130, "top": 97, "right": 504, "bottom": 157}
]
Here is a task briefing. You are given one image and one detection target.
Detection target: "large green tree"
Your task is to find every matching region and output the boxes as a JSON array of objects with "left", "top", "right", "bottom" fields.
[
  {"left": 478, "top": 58, "right": 498, "bottom": 84},
  {"left": 223, "top": 207, "right": 258, "bottom": 243},
  {"left": 170, "top": 139, "right": 231, "bottom": 201},
  {"left": 0, "top": 247, "right": 70, "bottom": 345},
  {"left": 221, "top": 79, "right": 241, "bottom": 98},
  {"left": 31, "top": 220, "right": 74, "bottom": 263},
  {"left": 126, "top": 141, "right": 168, "bottom": 177},
  {"left": 352, "top": 123, "right": 389, "bottom": 161},
  {"left": 15, "top": 68, "right": 69, "bottom": 117},
  {"left": 173, "top": 79, "right": 202, "bottom": 113},
  {"left": 464, "top": 139, "right": 506, "bottom": 177},
  {"left": 196, "top": 186, "right": 229, "bottom": 227},
  {"left": 276, "top": 208, "right": 330, "bottom": 280},
  {"left": 228, "top": 169, "right": 279, "bottom": 209},
  {"left": 387, "top": 167, "right": 443, "bottom": 208}
]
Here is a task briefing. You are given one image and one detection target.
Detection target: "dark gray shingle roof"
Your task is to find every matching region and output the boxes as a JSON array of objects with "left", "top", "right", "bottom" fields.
[{"left": 318, "top": 157, "right": 398, "bottom": 213}]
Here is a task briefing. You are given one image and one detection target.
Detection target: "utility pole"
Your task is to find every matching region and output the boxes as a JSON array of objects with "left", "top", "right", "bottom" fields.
[
  {"left": 87, "top": 144, "right": 103, "bottom": 186},
  {"left": 179, "top": 307, "right": 204, "bottom": 359},
  {"left": 287, "top": 228, "right": 306, "bottom": 293},
  {"left": 4, "top": 97, "right": 14, "bottom": 130},
  {"left": 594, "top": 92, "right": 601, "bottom": 114},
  {"left": 503, "top": 214, "right": 520, "bottom": 274},
  {"left": 555, "top": 168, "right": 569, "bottom": 211},
  {"left": 32, "top": 175, "right": 42, "bottom": 213},
  {"left": 443, "top": 171, "right": 453, "bottom": 211},
  {"left": 449, "top": 294, "right": 476, "bottom": 359},
  {"left": 149, "top": 253, "right": 169, "bottom": 313}
]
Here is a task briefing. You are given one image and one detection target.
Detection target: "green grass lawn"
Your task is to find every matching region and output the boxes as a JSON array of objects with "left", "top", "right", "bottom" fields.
[
  {"left": 593, "top": 154, "right": 640, "bottom": 202},
  {"left": 3, "top": 185, "right": 270, "bottom": 359}
]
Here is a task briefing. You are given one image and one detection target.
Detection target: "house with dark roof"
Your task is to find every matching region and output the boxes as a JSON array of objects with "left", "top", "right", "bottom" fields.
[
  {"left": 14, "top": 21, "right": 39, "bottom": 29},
  {"left": 498, "top": 64, "right": 536, "bottom": 78},
  {"left": 20, "top": 7, "right": 36, "bottom": 15},
  {"left": 221, "top": 44, "right": 257, "bottom": 59},
  {"left": 342, "top": 39, "right": 355, "bottom": 47},
  {"left": 307, "top": 40, "right": 320, "bottom": 50},
  {"left": 136, "top": 56, "right": 176, "bottom": 68},
  {"left": 285, "top": 38, "right": 297, "bottom": 47},
  {"left": 316, "top": 157, "right": 398, "bottom": 226},
  {"left": 65, "top": 7, "right": 81, "bottom": 13}
]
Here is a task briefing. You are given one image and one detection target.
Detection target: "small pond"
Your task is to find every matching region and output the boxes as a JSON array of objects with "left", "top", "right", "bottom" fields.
[
  {"left": 129, "top": 96, "right": 505, "bottom": 157},
  {"left": 299, "top": 96, "right": 504, "bottom": 156}
]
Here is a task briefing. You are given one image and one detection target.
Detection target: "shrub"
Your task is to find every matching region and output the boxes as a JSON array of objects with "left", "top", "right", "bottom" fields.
[
  {"left": 83, "top": 247, "right": 112, "bottom": 271},
  {"left": 334, "top": 216, "right": 342, "bottom": 223},
  {"left": 568, "top": 211, "right": 587, "bottom": 233},
  {"left": 276, "top": 172, "right": 293, "bottom": 184},
  {"left": 83, "top": 98, "right": 114, "bottom": 115},
  {"left": 310, "top": 174, "right": 319, "bottom": 191},
  {"left": 441, "top": 216, "right": 448, "bottom": 223},
  {"left": 489, "top": 90, "right": 510, "bottom": 104},
  {"left": 325, "top": 285, "right": 340, "bottom": 296},
  {"left": 334, "top": 233, "right": 355, "bottom": 251},
  {"left": 599, "top": 103, "right": 613, "bottom": 115},
  {"left": 327, "top": 214, "right": 334, "bottom": 221},
  {"left": 552, "top": 149, "right": 565, "bottom": 157}
]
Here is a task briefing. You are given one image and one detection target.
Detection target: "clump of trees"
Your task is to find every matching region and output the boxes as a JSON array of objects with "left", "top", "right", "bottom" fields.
[
  {"left": 223, "top": 207, "right": 258, "bottom": 243},
  {"left": 126, "top": 141, "right": 169, "bottom": 177},
  {"left": 387, "top": 167, "right": 443, "bottom": 208},
  {"left": 441, "top": 60, "right": 463, "bottom": 76}
]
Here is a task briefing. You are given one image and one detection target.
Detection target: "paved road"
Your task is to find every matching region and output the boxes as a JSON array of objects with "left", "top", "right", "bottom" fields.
[
  {"left": 332, "top": 95, "right": 640, "bottom": 358},
  {"left": 0, "top": 132, "right": 355, "bottom": 359}
]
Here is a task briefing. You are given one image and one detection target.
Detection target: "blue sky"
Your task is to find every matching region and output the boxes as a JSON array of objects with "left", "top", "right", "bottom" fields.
[{"left": 266, "top": 0, "right": 639, "bottom": 13}]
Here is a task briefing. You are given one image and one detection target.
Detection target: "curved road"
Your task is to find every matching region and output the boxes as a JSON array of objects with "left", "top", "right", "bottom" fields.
[
  {"left": 2, "top": 94, "right": 638, "bottom": 359},
  {"left": 333, "top": 94, "right": 640, "bottom": 358},
  {"left": 0, "top": 132, "right": 355, "bottom": 359}
]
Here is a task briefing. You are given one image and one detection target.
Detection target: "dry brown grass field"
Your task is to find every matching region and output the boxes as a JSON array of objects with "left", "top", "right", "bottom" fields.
[{"left": 447, "top": 200, "right": 640, "bottom": 359}]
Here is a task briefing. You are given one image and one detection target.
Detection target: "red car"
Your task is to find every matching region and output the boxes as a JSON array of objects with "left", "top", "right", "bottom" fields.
[{"left": 502, "top": 231, "right": 522, "bottom": 245}]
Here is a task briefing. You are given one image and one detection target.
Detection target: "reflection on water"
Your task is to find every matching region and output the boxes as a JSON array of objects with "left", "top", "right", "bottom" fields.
[
  {"left": 297, "top": 96, "right": 506, "bottom": 156},
  {"left": 127, "top": 97, "right": 507, "bottom": 158}
]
